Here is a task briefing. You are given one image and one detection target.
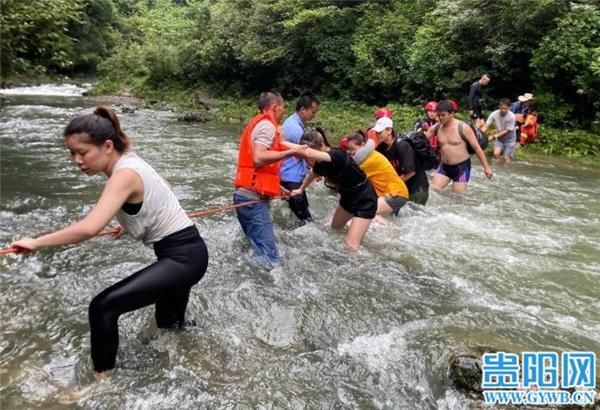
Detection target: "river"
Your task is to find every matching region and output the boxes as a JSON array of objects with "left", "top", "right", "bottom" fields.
[{"left": 1, "top": 86, "right": 598, "bottom": 409}]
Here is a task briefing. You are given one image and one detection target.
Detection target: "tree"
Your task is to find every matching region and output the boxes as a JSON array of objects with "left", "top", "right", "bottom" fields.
[
  {"left": 531, "top": 4, "right": 600, "bottom": 126},
  {"left": 69, "top": 0, "right": 120, "bottom": 74},
  {"left": 1, "top": 0, "right": 85, "bottom": 76},
  {"left": 404, "top": 0, "right": 569, "bottom": 106}
]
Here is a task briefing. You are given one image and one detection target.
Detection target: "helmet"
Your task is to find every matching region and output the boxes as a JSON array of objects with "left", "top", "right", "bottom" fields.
[
  {"left": 375, "top": 107, "right": 393, "bottom": 119},
  {"left": 424, "top": 101, "right": 438, "bottom": 111},
  {"left": 449, "top": 99, "right": 459, "bottom": 111}
]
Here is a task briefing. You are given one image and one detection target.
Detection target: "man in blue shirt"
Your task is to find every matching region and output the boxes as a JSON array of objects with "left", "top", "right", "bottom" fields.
[
  {"left": 511, "top": 93, "right": 532, "bottom": 116},
  {"left": 280, "top": 91, "right": 321, "bottom": 222}
]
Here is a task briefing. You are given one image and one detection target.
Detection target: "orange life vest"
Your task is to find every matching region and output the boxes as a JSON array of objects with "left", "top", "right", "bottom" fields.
[{"left": 234, "top": 113, "right": 283, "bottom": 196}]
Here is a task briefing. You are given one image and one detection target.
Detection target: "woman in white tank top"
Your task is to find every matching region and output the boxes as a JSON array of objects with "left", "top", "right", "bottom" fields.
[{"left": 11, "top": 107, "right": 209, "bottom": 396}]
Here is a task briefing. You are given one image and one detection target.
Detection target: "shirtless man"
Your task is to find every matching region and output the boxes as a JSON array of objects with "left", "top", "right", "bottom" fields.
[{"left": 428, "top": 100, "right": 493, "bottom": 193}]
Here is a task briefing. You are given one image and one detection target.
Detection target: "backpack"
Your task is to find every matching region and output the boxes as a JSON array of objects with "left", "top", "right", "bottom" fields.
[
  {"left": 432, "top": 121, "right": 488, "bottom": 155},
  {"left": 458, "top": 121, "right": 488, "bottom": 155},
  {"left": 397, "top": 130, "right": 439, "bottom": 171}
]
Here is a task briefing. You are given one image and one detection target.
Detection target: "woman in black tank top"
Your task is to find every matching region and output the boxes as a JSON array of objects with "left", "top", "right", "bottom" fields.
[{"left": 288, "top": 129, "right": 377, "bottom": 250}]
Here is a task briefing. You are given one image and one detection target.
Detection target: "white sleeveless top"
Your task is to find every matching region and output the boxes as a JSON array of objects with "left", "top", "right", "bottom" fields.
[{"left": 114, "top": 153, "right": 193, "bottom": 244}]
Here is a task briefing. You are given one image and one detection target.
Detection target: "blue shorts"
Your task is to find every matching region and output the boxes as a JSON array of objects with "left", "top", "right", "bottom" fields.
[
  {"left": 495, "top": 135, "right": 517, "bottom": 158},
  {"left": 436, "top": 158, "right": 471, "bottom": 183}
]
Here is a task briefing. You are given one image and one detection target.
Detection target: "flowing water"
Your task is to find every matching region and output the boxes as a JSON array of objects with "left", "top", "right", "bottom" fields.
[{"left": 1, "top": 87, "right": 599, "bottom": 409}]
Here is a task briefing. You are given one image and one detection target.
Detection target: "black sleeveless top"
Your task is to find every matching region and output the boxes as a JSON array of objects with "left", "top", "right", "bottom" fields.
[{"left": 312, "top": 148, "right": 367, "bottom": 192}]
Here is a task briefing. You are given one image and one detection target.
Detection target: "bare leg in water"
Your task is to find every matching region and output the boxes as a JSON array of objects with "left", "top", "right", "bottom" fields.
[{"left": 55, "top": 370, "right": 113, "bottom": 404}]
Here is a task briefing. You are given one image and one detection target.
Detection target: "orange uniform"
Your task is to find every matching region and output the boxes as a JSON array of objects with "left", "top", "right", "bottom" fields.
[
  {"left": 235, "top": 113, "right": 283, "bottom": 196},
  {"left": 520, "top": 113, "right": 538, "bottom": 145}
]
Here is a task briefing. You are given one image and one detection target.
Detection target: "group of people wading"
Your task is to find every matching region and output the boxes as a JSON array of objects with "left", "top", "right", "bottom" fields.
[
  {"left": 234, "top": 91, "right": 494, "bottom": 269},
  {"left": 8, "top": 88, "right": 507, "bottom": 398}
]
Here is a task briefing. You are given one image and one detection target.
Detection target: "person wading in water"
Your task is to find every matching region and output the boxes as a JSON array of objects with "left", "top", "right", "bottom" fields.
[
  {"left": 11, "top": 107, "right": 209, "bottom": 401},
  {"left": 427, "top": 100, "right": 493, "bottom": 193}
]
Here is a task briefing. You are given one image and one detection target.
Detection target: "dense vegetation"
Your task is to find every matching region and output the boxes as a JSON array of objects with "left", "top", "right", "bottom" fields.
[{"left": 1, "top": 0, "right": 598, "bottom": 159}]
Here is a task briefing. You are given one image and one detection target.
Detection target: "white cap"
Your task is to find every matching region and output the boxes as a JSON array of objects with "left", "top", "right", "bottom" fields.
[{"left": 373, "top": 117, "right": 393, "bottom": 132}]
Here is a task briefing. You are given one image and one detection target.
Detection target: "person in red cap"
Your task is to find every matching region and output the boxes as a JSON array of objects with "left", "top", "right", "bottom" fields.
[
  {"left": 375, "top": 107, "right": 393, "bottom": 119},
  {"left": 414, "top": 101, "right": 438, "bottom": 133},
  {"left": 367, "top": 107, "right": 393, "bottom": 145},
  {"left": 414, "top": 101, "right": 440, "bottom": 152}
]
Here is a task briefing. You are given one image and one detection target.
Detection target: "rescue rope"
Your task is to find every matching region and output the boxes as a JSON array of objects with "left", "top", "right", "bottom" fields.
[{"left": 0, "top": 197, "right": 283, "bottom": 255}]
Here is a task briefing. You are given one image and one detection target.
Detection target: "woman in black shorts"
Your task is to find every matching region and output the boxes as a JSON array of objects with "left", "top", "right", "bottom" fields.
[{"left": 290, "top": 129, "right": 377, "bottom": 250}]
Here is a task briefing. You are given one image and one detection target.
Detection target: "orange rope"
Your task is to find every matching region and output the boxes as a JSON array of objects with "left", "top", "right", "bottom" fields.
[
  {"left": 187, "top": 199, "right": 264, "bottom": 218},
  {"left": 0, "top": 197, "right": 284, "bottom": 255}
]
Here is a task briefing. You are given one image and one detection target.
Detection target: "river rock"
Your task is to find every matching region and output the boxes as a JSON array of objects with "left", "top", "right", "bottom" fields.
[
  {"left": 447, "top": 354, "right": 484, "bottom": 399},
  {"left": 120, "top": 105, "right": 137, "bottom": 114},
  {"left": 178, "top": 112, "right": 208, "bottom": 122},
  {"left": 195, "top": 91, "right": 213, "bottom": 110}
]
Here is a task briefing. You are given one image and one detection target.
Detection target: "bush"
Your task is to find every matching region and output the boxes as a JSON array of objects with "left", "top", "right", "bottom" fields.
[
  {"left": 528, "top": 128, "right": 600, "bottom": 160},
  {"left": 531, "top": 5, "right": 600, "bottom": 127}
]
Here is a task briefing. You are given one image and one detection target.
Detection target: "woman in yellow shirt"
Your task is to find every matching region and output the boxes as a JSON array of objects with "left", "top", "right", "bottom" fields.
[{"left": 342, "top": 131, "right": 408, "bottom": 218}]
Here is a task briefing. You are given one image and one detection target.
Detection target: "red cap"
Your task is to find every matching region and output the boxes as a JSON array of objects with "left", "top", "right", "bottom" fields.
[
  {"left": 449, "top": 99, "right": 459, "bottom": 111},
  {"left": 375, "top": 107, "right": 393, "bottom": 119},
  {"left": 338, "top": 138, "right": 349, "bottom": 150},
  {"left": 424, "top": 101, "right": 438, "bottom": 111}
]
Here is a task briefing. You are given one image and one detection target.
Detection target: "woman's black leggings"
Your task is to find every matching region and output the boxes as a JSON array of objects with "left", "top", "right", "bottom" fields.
[{"left": 88, "top": 225, "right": 208, "bottom": 372}]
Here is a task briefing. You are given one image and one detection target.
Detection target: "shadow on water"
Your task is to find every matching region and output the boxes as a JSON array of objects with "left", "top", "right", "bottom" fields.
[{"left": 1, "top": 90, "right": 599, "bottom": 408}]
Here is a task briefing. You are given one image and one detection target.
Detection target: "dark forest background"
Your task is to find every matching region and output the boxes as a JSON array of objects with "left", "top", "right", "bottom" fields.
[{"left": 2, "top": 0, "right": 599, "bottom": 130}]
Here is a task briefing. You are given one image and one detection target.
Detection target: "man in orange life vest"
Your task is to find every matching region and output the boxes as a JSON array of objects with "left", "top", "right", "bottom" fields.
[{"left": 233, "top": 91, "right": 307, "bottom": 267}]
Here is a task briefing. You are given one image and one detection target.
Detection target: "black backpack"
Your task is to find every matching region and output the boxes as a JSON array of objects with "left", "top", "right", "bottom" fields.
[
  {"left": 397, "top": 130, "right": 439, "bottom": 171},
  {"left": 458, "top": 121, "right": 489, "bottom": 155}
]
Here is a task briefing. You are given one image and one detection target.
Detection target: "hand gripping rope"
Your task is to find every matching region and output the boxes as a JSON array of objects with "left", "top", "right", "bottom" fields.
[{"left": 0, "top": 196, "right": 284, "bottom": 255}]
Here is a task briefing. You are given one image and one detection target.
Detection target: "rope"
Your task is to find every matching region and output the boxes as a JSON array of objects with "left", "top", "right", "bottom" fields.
[
  {"left": 0, "top": 197, "right": 283, "bottom": 255},
  {"left": 187, "top": 199, "right": 264, "bottom": 218}
]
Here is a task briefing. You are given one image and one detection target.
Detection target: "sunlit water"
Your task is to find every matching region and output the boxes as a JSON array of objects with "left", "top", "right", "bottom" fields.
[
  {"left": 0, "top": 84, "right": 89, "bottom": 96},
  {"left": 1, "top": 87, "right": 599, "bottom": 409}
]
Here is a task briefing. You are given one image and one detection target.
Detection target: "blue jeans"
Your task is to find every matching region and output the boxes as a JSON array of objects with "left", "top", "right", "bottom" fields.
[{"left": 233, "top": 192, "right": 280, "bottom": 265}]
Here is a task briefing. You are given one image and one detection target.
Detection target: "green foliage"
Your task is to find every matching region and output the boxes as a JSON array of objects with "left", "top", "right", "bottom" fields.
[
  {"left": 1, "top": 0, "right": 85, "bottom": 75},
  {"left": 404, "top": 0, "right": 569, "bottom": 105},
  {"left": 2, "top": 0, "right": 599, "bottom": 166},
  {"left": 97, "top": 0, "right": 197, "bottom": 91},
  {"left": 348, "top": 4, "right": 411, "bottom": 102},
  {"left": 0, "top": 0, "right": 118, "bottom": 77},
  {"left": 531, "top": 5, "right": 600, "bottom": 127},
  {"left": 68, "top": 0, "right": 119, "bottom": 73},
  {"left": 524, "top": 128, "right": 600, "bottom": 162}
]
